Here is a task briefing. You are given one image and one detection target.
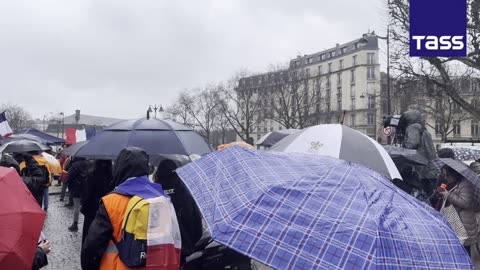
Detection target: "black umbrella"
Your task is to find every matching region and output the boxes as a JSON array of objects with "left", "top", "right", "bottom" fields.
[
  {"left": 382, "top": 145, "right": 429, "bottom": 167},
  {"left": 61, "top": 141, "right": 88, "bottom": 156},
  {"left": 448, "top": 147, "right": 480, "bottom": 161},
  {"left": 432, "top": 158, "right": 480, "bottom": 190},
  {"left": 256, "top": 129, "right": 299, "bottom": 148},
  {"left": 75, "top": 118, "right": 213, "bottom": 160},
  {"left": 0, "top": 140, "right": 49, "bottom": 154}
]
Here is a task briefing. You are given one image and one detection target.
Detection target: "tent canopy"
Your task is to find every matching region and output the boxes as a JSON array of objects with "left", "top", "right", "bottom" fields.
[{"left": 17, "top": 128, "right": 65, "bottom": 145}]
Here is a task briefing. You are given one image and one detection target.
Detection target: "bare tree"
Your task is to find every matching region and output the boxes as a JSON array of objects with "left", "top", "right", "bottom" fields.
[
  {"left": 166, "top": 91, "right": 195, "bottom": 127},
  {"left": 0, "top": 103, "right": 34, "bottom": 132},
  {"left": 184, "top": 85, "right": 221, "bottom": 143},
  {"left": 218, "top": 70, "right": 264, "bottom": 142},
  {"left": 389, "top": 0, "right": 480, "bottom": 119},
  {"left": 268, "top": 64, "right": 322, "bottom": 129}
]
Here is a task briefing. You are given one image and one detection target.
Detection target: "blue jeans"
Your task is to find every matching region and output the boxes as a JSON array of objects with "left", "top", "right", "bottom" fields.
[{"left": 42, "top": 187, "right": 49, "bottom": 210}]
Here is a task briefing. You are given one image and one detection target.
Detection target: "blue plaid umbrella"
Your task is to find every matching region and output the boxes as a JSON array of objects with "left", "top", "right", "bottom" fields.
[{"left": 177, "top": 146, "right": 471, "bottom": 270}]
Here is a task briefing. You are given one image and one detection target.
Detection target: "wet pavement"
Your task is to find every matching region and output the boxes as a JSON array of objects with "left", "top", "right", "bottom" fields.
[{"left": 42, "top": 193, "right": 83, "bottom": 270}]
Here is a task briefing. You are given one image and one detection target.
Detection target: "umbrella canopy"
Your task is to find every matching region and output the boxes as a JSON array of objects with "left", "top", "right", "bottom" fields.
[
  {"left": 271, "top": 124, "right": 401, "bottom": 180},
  {"left": 0, "top": 167, "right": 46, "bottom": 269},
  {"left": 382, "top": 145, "right": 429, "bottom": 167},
  {"left": 432, "top": 158, "right": 480, "bottom": 189},
  {"left": 177, "top": 146, "right": 471, "bottom": 270},
  {"left": 75, "top": 118, "right": 213, "bottom": 160},
  {"left": 1, "top": 134, "right": 48, "bottom": 145},
  {"left": 0, "top": 140, "right": 50, "bottom": 154},
  {"left": 41, "top": 152, "right": 62, "bottom": 175},
  {"left": 61, "top": 141, "right": 88, "bottom": 157},
  {"left": 256, "top": 129, "right": 299, "bottom": 148},
  {"left": 16, "top": 128, "right": 65, "bottom": 145},
  {"left": 446, "top": 147, "right": 480, "bottom": 161}
]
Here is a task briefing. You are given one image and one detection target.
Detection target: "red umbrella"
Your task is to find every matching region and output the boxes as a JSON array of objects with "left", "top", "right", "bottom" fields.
[{"left": 0, "top": 167, "right": 46, "bottom": 270}]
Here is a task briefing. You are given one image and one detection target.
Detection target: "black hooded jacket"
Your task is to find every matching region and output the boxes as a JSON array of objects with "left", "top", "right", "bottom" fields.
[
  {"left": 21, "top": 155, "right": 48, "bottom": 206},
  {"left": 154, "top": 159, "right": 203, "bottom": 261},
  {"left": 81, "top": 147, "right": 149, "bottom": 270},
  {"left": 68, "top": 158, "right": 90, "bottom": 198}
]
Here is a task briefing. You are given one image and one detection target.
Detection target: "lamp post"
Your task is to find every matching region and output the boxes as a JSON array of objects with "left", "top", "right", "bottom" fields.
[
  {"left": 359, "top": 28, "right": 391, "bottom": 143},
  {"left": 59, "top": 112, "right": 65, "bottom": 139},
  {"left": 149, "top": 104, "right": 164, "bottom": 119}
]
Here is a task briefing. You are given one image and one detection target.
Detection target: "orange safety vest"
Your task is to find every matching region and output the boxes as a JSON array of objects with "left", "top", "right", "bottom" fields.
[{"left": 99, "top": 193, "right": 147, "bottom": 270}]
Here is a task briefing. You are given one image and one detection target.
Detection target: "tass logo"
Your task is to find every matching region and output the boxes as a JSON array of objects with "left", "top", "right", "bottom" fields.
[{"left": 410, "top": 0, "right": 467, "bottom": 57}]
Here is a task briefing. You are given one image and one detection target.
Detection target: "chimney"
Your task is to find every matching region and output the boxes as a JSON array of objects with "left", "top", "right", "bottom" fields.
[{"left": 75, "top": 110, "right": 81, "bottom": 124}]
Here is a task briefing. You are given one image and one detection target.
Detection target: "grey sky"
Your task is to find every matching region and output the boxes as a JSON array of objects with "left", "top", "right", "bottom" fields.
[{"left": 0, "top": 0, "right": 385, "bottom": 120}]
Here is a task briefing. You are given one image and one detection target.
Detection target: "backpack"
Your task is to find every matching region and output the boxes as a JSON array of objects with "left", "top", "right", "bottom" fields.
[
  {"left": 112, "top": 194, "right": 182, "bottom": 268},
  {"left": 112, "top": 195, "right": 149, "bottom": 267}
]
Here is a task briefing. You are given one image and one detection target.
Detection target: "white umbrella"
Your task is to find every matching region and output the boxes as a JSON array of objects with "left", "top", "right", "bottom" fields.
[
  {"left": 271, "top": 124, "right": 402, "bottom": 180},
  {"left": 256, "top": 129, "right": 299, "bottom": 148}
]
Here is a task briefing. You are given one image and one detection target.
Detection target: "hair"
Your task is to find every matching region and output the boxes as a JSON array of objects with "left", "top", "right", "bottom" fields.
[
  {"left": 470, "top": 162, "right": 480, "bottom": 175},
  {"left": 442, "top": 165, "right": 463, "bottom": 182}
]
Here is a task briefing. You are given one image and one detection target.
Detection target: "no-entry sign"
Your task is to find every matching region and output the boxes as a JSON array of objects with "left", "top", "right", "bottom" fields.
[{"left": 383, "top": 127, "right": 393, "bottom": 136}]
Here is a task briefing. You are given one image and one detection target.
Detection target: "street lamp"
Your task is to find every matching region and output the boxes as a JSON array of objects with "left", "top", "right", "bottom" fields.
[
  {"left": 359, "top": 28, "right": 391, "bottom": 143},
  {"left": 59, "top": 112, "right": 65, "bottom": 139},
  {"left": 149, "top": 104, "right": 164, "bottom": 119}
]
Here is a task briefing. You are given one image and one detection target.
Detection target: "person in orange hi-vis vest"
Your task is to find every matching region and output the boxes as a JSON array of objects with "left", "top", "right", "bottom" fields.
[{"left": 81, "top": 147, "right": 181, "bottom": 270}]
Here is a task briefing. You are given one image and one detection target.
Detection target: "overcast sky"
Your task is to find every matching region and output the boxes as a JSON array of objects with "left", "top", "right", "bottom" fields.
[{"left": 0, "top": 0, "right": 386, "bottom": 120}]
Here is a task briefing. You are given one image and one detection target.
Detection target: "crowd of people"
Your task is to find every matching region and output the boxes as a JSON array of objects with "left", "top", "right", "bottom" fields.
[{"left": 1, "top": 111, "right": 480, "bottom": 269}]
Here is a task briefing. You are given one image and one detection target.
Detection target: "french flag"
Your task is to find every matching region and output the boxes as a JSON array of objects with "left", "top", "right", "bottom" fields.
[
  {"left": 0, "top": 111, "right": 14, "bottom": 138},
  {"left": 65, "top": 127, "right": 96, "bottom": 145}
]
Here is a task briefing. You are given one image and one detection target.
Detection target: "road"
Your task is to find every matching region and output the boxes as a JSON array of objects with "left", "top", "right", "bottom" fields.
[{"left": 42, "top": 194, "right": 83, "bottom": 270}]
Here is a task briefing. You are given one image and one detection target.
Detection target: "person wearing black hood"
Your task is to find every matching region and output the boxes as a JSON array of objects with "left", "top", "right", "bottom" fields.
[
  {"left": 20, "top": 154, "right": 48, "bottom": 206},
  {"left": 154, "top": 159, "right": 203, "bottom": 263},
  {"left": 80, "top": 159, "right": 113, "bottom": 243},
  {"left": 81, "top": 147, "right": 180, "bottom": 270},
  {"left": 67, "top": 157, "right": 90, "bottom": 232}
]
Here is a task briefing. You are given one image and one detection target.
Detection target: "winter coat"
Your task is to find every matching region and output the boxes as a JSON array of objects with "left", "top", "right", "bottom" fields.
[
  {"left": 67, "top": 158, "right": 90, "bottom": 198},
  {"left": 32, "top": 247, "right": 48, "bottom": 270},
  {"left": 81, "top": 148, "right": 155, "bottom": 270},
  {"left": 21, "top": 156, "right": 48, "bottom": 206},
  {"left": 447, "top": 179, "right": 480, "bottom": 246},
  {"left": 403, "top": 111, "right": 437, "bottom": 160}
]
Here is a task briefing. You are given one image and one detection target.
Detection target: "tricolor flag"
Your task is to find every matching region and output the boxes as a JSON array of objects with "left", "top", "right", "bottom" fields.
[
  {"left": 0, "top": 111, "right": 13, "bottom": 137},
  {"left": 65, "top": 127, "right": 96, "bottom": 145}
]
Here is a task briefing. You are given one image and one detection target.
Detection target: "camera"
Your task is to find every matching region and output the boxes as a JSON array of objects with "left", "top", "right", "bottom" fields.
[{"left": 383, "top": 114, "right": 407, "bottom": 146}]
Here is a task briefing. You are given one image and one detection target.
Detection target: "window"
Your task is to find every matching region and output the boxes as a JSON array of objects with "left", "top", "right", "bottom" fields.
[
  {"left": 326, "top": 89, "right": 331, "bottom": 100},
  {"left": 326, "top": 101, "right": 331, "bottom": 112},
  {"left": 367, "top": 67, "right": 375, "bottom": 80},
  {"left": 328, "top": 63, "right": 332, "bottom": 73},
  {"left": 351, "top": 97, "right": 356, "bottom": 110},
  {"left": 351, "top": 69, "right": 356, "bottom": 83},
  {"left": 435, "top": 122, "right": 442, "bottom": 135},
  {"left": 326, "top": 76, "right": 331, "bottom": 88},
  {"left": 308, "top": 57, "right": 313, "bottom": 64},
  {"left": 351, "top": 114, "right": 356, "bottom": 126},
  {"left": 352, "top": 55, "right": 357, "bottom": 66},
  {"left": 294, "top": 61, "right": 300, "bottom": 67},
  {"left": 350, "top": 84, "right": 356, "bottom": 97},
  {"left": 257, "top": 134, "right": 261, "bottom": 140},
  {"left": 367, "top": 114, "right": 375, "bottom": 125},
  {"left": 330, "top": 51, "right": 335, "bottom": 58},
  {"left": 337, "top": 72, "right": 342, "bottom": 85},
  {"left": 316, "top": 103, "right": 320, "bottom": 113},
  {"left": 318, "top": 65, "right": 322, "bottom": 75},
  {"left": 453, "top": 120, "right": 461, "bottom": 135},
  {"left": 337, "top": 87, "right": 342, "bottom": 99},
  {"left": 341, "top": 47, "right": 347, "bottom": 54},
  {"left": 279, "top": 126, "right": 283, "bottom": 130},
  {"left": 452, "top": 102, "right": 461, "bottom": 112},
  {"left": 339, "top": 59, "right": 344, "bottom": 69},
  {"left": 305, "top": 68, "right": 310, "bottom": 77},
  {"left": 435, "top": 99, "right": 442, "bottom": 110},
  {"left": 270, "top": 127, "right": 274, "bottom": 132},
  {"left": 320, "top": 54, "right": 325, "bottom": 60},
  {"left": 472, "top": 120, "right": 479, "bottom": 136},
  {"left": 337, "top": 100, "right": 342, "bottom": 111},
  {"left": 368, "top": 96, "right": 375, "bottom": 109},
  {"left": 367, "top": 53, "right": 375, "bottom": 64}
]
